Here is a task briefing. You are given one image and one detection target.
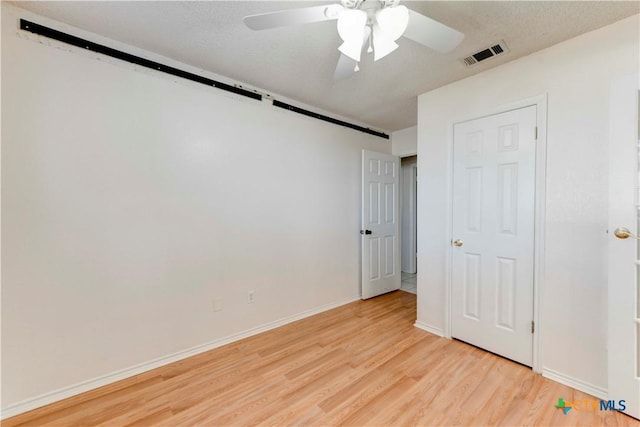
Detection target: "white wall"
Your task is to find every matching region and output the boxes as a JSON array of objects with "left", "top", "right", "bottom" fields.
[
  {"left": 1, "top": 5, "right": 390, "bottom": 414},
  {"left": 392, "top": 126, "right": 417, "bottom": 157},
  {"left": 417, "top": 14, "right": 639, "bottom": 393}
]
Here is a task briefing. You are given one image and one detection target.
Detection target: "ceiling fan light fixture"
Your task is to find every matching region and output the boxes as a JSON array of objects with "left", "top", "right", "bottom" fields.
[
  {"left": 374, "top": 5, "right": 409, "bottom": 41},
  {"left": 372, "top": 24, "right": 399, "bottom": 61},
  {"left": 337, "top": 9, "right": 367, "bottom": 61},
  {"left": 339, "top": 40, "right": 364, "bottom": 62}
]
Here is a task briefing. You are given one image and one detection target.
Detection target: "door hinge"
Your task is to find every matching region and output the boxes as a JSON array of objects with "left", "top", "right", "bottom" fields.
[
  {"left": 534, "top": 126, "right": 538, "bottom": 140},
  {"left": 531, "top": 320, "right": 535, "bottom": 334}
]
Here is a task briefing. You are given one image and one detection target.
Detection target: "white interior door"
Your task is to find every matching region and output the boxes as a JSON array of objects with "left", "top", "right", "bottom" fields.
[
  {"left": 608, "top": 73, "right": 640, "bottom": 420},
  {"left": 361, "top": 150, "right": 400, "bottom": 299},
  {"left": 451, "top": 106, "right": 536, "bottom": 366}
]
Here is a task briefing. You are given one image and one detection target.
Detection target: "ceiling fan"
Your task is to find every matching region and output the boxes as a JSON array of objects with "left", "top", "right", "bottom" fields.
[{"left": 243, "top": 0, "right": 464, "bottom": 79}]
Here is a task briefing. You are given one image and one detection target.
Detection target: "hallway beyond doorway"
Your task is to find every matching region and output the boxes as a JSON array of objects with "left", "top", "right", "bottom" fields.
[{"left": 401, "top": 272, "right": 416, "bottom": 294}]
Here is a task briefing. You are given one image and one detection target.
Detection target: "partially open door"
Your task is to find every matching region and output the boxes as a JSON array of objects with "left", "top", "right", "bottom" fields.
[{"left": 361, "top": 150, "right": 400, "bottom": 299}]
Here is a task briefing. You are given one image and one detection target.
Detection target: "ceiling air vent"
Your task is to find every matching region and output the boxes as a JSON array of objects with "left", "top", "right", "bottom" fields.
[{"left": 462, "top": 41, "right": 509, "bottom": 67}]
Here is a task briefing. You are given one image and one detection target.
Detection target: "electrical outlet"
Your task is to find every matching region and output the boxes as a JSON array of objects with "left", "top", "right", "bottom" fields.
[
  {"left": 213, "top": 298, "right": 223, "bottom": 312},
  {"left": 248, "top": 290, "right": 255, "bottom": 304}
]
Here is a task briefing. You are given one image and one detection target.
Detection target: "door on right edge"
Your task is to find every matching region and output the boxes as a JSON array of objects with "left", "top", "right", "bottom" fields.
[
  {"left": 607, "top": 74, "right": 639, "bottom": 419},
  {"left": 451, "top": 105, "right": 536, "bottom": 366}
]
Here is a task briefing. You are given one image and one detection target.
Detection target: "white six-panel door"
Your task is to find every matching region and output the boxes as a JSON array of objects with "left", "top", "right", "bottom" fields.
[
  {"left": 361, "top": 150, "right": 400, "bottom": 299},
  {"left": 451, "top": 106, "right": 537, "bottom": 366}
]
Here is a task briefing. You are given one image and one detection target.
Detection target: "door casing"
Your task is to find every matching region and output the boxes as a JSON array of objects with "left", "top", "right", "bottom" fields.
[
  {"left": 443, "top": 94, "right": 548, "bottom": 373},
  {"left": 401, "top": 157, "right": 418, "bottom": 274}
]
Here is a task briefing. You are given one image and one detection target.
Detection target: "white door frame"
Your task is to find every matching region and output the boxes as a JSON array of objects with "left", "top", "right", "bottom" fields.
[
  {"left": 401, "top": 157, "right": 418, "bottom": 274},
  {"left": 412, "top": 164, "right": 418, "bottom": 273},
  {"left": 443, "top": 94, "right": 547, "bottom": 373}
]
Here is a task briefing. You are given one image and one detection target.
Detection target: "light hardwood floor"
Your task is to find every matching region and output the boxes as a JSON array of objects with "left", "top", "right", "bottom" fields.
[{"left": 5, "top": 291, "right": 638, "bottom": 426}]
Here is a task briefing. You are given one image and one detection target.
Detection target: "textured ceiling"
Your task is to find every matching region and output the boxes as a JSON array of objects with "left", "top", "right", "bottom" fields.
[{"left": 11, "top": 1, "right": 640, "bottom": 131}]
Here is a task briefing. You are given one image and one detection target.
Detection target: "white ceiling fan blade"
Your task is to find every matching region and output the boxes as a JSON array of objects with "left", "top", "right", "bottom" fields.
[
  {"left": 244, "top": 4, "right": 342, "bottom": 30},
  {"left": 334, "top": 53, "right": 357, "bottom": 80},
  {"left": 403, "top": 9, "right": 464, "bottom": 53}
]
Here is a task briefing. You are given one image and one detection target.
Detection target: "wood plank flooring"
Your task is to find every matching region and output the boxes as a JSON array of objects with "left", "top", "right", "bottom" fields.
[{"left": 4, "top": 291, "right": 638, "bottom": 426}]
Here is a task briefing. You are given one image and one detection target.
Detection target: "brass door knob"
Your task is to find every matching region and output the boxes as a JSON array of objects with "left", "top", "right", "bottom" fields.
[
  {"left": 453, "top": 239, "right": 463, "bottom": 247},
  {"left": 614, "top": 227, "right": 640, "bottom": 240}
]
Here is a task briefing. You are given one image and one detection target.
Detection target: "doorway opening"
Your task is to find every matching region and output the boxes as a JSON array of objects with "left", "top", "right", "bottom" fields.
[{"left": 400, "top": 155, "right": 417, "bottom": 294}]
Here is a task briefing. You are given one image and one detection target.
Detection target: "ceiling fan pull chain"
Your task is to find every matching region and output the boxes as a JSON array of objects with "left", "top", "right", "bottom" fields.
[
  {"left": 367, "top": 30, "right": 373, "bottom": 53},
  {"left": 354, "top": 63, "right": 360, "bottom": 72}
]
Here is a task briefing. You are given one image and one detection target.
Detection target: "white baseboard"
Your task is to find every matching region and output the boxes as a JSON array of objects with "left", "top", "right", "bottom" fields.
[
  {"left": 1, "top": 295, "right": 361, "bottom": 420},
  {"left": 414, "top": 321, "right": 445, "bottom": 337},
  {"left": 542, "top": 368, "right": 608, "bottom": 400}
]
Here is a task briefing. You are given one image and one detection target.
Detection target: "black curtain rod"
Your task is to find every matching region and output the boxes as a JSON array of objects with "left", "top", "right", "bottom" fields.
[
  {"left": 20, "top": 18, "right": 389, "bottom": 140},
  {"left": 19, "top": 19, "right": 262, "bottom": 101},
  {"left": 272, "top": 100, "right": 389, "bottom": 139}
]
